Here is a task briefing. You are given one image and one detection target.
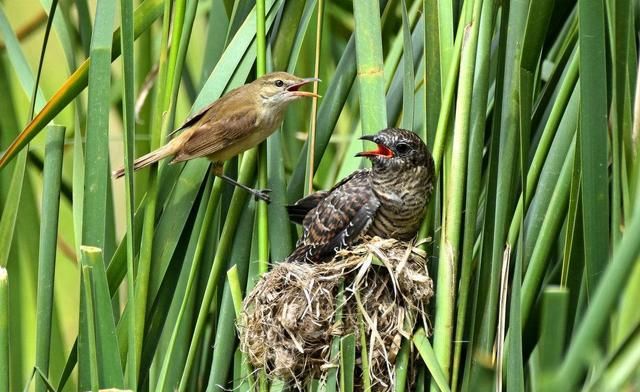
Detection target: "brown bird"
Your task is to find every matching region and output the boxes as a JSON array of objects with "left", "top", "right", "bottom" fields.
[
  {"left": 286, "top": 128, "right": 435, "bottom": 263},
  {"left": 112, "top": 72, "right": 319, "bottom": 202}
]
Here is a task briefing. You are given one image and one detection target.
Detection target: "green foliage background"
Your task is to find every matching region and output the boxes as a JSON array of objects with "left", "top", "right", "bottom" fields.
[{"left": 0, "top": 0, "right": 639, "bottom": 390}]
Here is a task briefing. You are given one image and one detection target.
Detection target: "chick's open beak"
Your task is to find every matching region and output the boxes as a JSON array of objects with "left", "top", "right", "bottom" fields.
[
  {"left": 287, "top": 77, "right": 321, "bottom": 98},
  {"left": 356, "top": 135, "right": 394, "bottom": 158}
]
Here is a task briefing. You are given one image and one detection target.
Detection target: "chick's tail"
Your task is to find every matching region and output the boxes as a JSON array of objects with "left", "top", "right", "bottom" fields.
[{"left": 112, "top": 139, "right": 180, "bottom": 179}]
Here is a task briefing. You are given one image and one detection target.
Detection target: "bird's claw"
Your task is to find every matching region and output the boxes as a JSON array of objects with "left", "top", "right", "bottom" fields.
[{"left": 253, "top": 189, "right": 272, "bottom": 203}]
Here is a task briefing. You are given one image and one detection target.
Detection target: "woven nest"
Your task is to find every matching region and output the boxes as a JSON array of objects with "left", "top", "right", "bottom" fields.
[{"left": 238, "top": 237, "right": 433, "bottom": 390}]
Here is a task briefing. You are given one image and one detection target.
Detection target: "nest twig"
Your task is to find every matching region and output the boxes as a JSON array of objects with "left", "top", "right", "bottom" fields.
[{"left": 239, "top": 237, "right": 433, "bottom": 391}]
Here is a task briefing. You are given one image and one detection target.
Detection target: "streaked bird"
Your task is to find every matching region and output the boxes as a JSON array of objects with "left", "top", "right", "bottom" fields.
[
  {"left": 112, "top": 72, "right": 319, "bottom": 202},
  {"left": 286, "top": 128, "right": 435, "bottom": 263}
]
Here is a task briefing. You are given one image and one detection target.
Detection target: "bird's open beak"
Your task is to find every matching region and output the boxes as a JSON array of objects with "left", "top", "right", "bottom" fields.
[
  {"left": 356, "top": 135, "right": 394, "bottom": 158},
  {"left": 287, "top": 77, "right": 321, "bottom": 98}
]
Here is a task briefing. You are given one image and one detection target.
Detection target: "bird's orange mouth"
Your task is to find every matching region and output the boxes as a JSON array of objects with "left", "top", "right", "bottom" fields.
[
  {"left": 288, "top": 77, "right": 321, "bottom": 98},
  {"left": 356, "top": 143, "right": 394, "bottom": 158}
]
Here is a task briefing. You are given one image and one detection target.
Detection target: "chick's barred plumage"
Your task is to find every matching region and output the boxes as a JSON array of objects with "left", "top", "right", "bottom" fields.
[{"left": 287, "top": 128, "right": 435, "bottom": 263}]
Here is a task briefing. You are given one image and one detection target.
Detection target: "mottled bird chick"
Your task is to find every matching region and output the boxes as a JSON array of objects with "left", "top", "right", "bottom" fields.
[
  {"left": 287, "top": 128, "right": 435, "bottom": 263},
  {"left": 113, "top": 72, "right": 319, "bottom": 202}
]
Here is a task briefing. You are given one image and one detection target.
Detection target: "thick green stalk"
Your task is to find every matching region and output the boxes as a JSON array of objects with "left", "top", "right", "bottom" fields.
[
  {"left": 305, "top": 0, "right": 323, "bottom": 194},
  {"left": 341, "top": 334, "right": 356, "bottom": 392},
  {"left": 256, "top": 0, "right": 266, "bottom": 74},
  {"left": 267, "top": 130, "right": 294, "bottom": 261},
  {"left": 452, "top": 1, "right": 496, "bottom": 388},
  {"left": 118, "top": 0, "right": 138, "bottom": 385},
  {"left": 79, "top": 246, "right": 124, "bottom": 388},
  {"left": 357, "top": 306, "right": 371, "bottom": 391},
  {"left": 399, "top": 0, "right": 415, "bottom": 131},
  {"left": 384, "top": 0, "right": 421, "bottom": 93},
  {"left": 228, "top": 265, "right": 254, "bottom": 388},
  {"left": 132, "top": 174, "right": 157, "bottom": 380},
  {"left": 80, "top": 0, "right": 115, "bottom": 252},
  {"left": 424, "top": 0, "right": 441, "bottom": 144},
  {"left": 72, "top": 113, "right": 85, "bottom": 256},
  {"left": 81, "top": 266, "right": 100, "bottom": 392},
  {"left": 34, "top": 126, "right": 65, "bottom": 392},
  {"left": 257, "top": 149, "right": 269, "bottom": 277},
  {"left": 437, "top": 0, "right": 454, "bottom": 80},
  {"left": 256, "top": 0, "right": 269, "bottom": 276},
  {"left": 0, "top": 150, "right": 27, "bottom": 268},
  {"left": 414, "top": 329, "right": 451, "bottom": 392},
  {"left": 433, "top": 0, "right": 481, "bottom": 384},
  {"left": 394, "top": 339, "right": 410, "bottom": 392},
  {"left": 386, "top": 8, "right": 424, "bottom": 127},
  {"left": 430, "top": 14, "right": 464, "bottom": 174},
  {"left": 578, "top": 0, "right": 609, "bottom": 298},
  {"left": 162, "top": 0, "right": 199, "bottom": 140},
  {"left": 353, "top": 0, "right": 387, "bottom": 132},
  {"left": 325, "top": 286, "right": 344, "bottom": 392},
  {"left": 538, "top": 287, "right": 569, "bottom": 385}
]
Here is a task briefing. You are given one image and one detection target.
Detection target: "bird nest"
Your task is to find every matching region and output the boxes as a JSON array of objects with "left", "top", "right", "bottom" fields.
[{"left": 238, "top": 237, "right": 433, "bottom": 390}]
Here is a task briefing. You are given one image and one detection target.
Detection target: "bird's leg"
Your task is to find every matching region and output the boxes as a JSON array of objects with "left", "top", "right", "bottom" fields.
[
  {"left": 219, "top": 175, "right": 272, "bottom": 203},
  {"left": 210, "top": 162, "right": 271, "bottom": 203}
]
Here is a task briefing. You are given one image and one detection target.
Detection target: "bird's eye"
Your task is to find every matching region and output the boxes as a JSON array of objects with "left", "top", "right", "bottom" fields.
[
  {"left": 275, "top": 80, "right": 284, "bottom": 87},
  {"left": 396, "top": 142, "right": 410, "bottom": 154}
]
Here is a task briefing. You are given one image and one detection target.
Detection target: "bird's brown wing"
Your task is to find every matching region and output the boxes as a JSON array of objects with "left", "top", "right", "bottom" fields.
[
  {"left": 293, "top": 170, "right": 379, "bottom": 262},
  {"left": 168, "top": 82, "right": 249, "bottom": 138},
  {"left": 286, "top": 169, "right": 370, "bottom": 224},
  {"left": 168, "top": 101, "right": 217, "bottom": 139},
  {"left": 286, "top": 191, "right": 329, "bottom": 224},
  {"left": 172, "top": 108, "right": 258, "bottom": 162}
]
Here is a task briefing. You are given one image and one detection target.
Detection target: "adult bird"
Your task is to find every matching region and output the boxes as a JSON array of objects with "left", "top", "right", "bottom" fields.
[
  {"left": 287, "top": 128, "right": 435, "bottom": 263},
  {"left": 112, "top": 72, "right": 319, "bottom": 202}
]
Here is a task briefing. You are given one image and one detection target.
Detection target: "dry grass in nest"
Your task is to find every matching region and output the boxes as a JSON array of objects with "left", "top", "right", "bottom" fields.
[{"left": 238, "top": 237, "right": 433, "bottom": 390}]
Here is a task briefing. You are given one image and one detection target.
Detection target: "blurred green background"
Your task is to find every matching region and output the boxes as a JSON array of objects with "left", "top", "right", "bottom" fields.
[{"left": 1, "top": 0, "right": 639, "bottom": 391}]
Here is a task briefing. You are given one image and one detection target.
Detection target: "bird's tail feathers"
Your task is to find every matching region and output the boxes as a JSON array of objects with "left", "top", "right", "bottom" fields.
[
  {"left": 285, "top": 204, "right": 311, "bottom": 225},
  {"left": 286, "top": 191, "right": 328, "bottom": 224},
  {"left": 285, "top": 245, "right": 325, "bottom": 264},
  {"left": 112, "top": 141, "right": 178, "bottom": 179},
  {"left": 285, "top": 246, "right": 309, "bottom": 264}
]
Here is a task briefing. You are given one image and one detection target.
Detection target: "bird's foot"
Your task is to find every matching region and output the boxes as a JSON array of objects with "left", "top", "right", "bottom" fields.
[
  {"left": 252, "top": 188, "right": 272, "bottom": 203},
  {"left": 218, "top": 174, "right": 272, "bottom": 203}
]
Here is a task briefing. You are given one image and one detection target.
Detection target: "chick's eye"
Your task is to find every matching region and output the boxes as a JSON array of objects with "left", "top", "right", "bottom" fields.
[
  {"left": 275, "top": 80, "right": 284, "bottom": 87},
  {"left": 396, "top": 143, "right": 410, "bottom": 154}
]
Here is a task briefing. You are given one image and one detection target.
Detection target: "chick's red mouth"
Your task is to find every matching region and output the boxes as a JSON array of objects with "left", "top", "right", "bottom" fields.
[{"left": 356, "top": 143, "right": 394, "bottom": 158}]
